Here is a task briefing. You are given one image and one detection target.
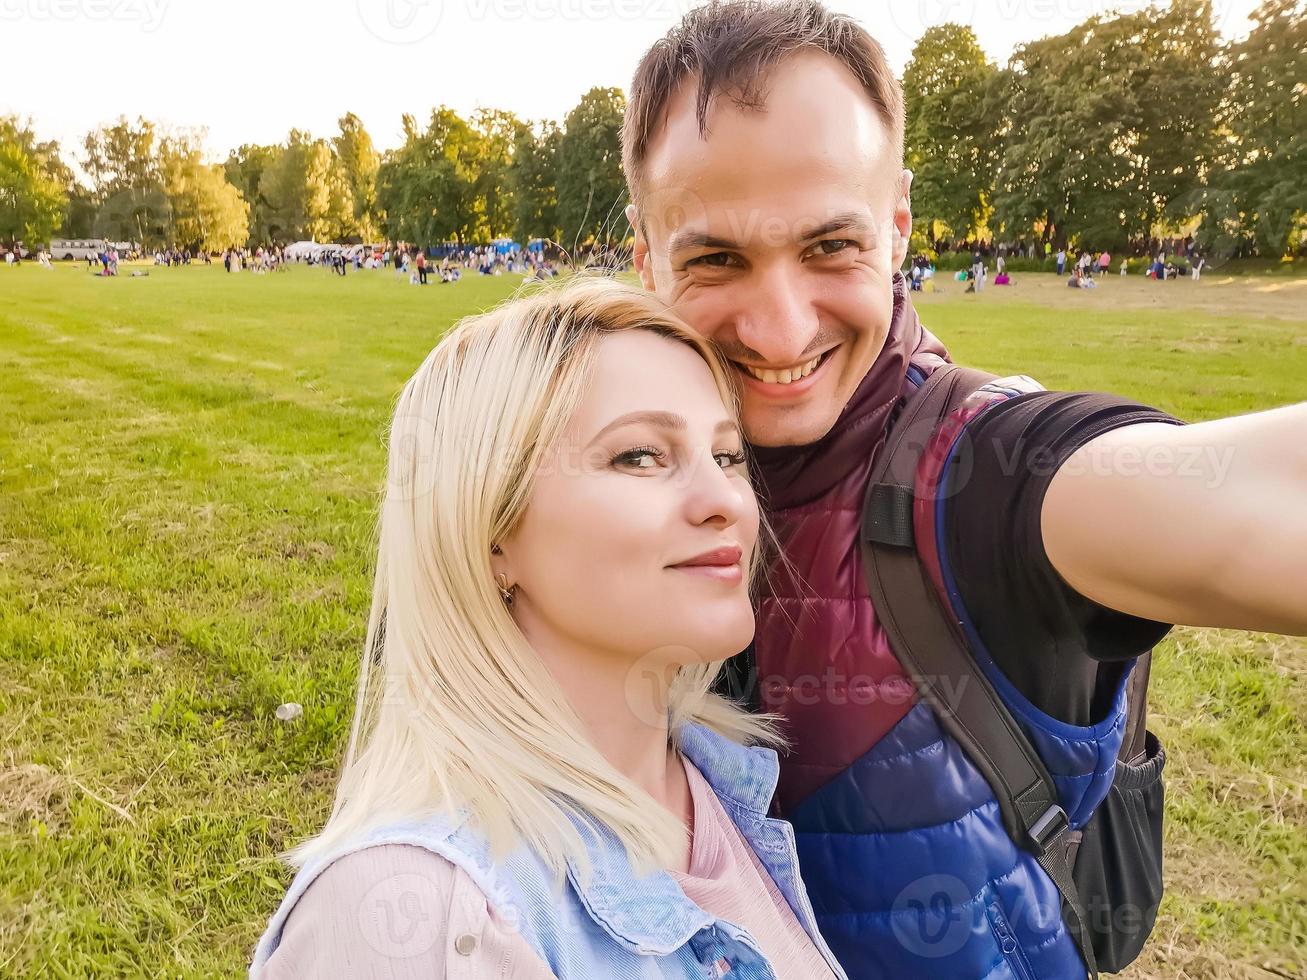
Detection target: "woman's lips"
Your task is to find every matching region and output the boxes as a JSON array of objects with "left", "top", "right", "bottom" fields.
[
  {"left": 671, "top": 563, "right": 743, "bottom": 583},
  {"left": 670, "top": 545, "right": 743, "bottom": 583}
]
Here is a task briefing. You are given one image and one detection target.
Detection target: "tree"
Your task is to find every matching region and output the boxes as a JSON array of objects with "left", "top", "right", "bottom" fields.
[
  {"left": 992, "top": 1, "right": 1221, "bottom": 249},
  {"left": 1205, "top": 0, "right": 1307, "bottom": 257},
  {"left": 225, "top": 143, "right": 280, "bottom": 244},
  {"left": 473, "top": 108, "right": 528, "bottom": 240},
  {"left": 82, "top": 116, "right": 160, "bottom": 198},
  {"left": 82, "top": 116, "right": 169, "bottom": 246},
  {"left": 258, "top": 130, "right": 353, "bottom": 243},
  {"left": 509, "top": 120, "right": 562, "bottom": 246},
  {"left": 377, "top": 108, "right": 483, "bottom": 244},
  {"left": 902, "top": 24, "right": 999, "bottom": 243},
  {"left": 0, "top": 139, "right": 67, "bottom": 247},
  {"left": 333, "top": 112, "right": 381, "bottom": 241},
  {"left": 159, "top": 136, "right": 249, "bottom": 250},
  {"left": 556, "top": 87, "right": 628, "bottom": 247},
  {"left": 0, "top": 116, "right": 73, "bottom": 245}
]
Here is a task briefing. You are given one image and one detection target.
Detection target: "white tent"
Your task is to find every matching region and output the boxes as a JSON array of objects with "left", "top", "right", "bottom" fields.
[{"left": 284, "top": 241, "right": 319, "bottom": 261}]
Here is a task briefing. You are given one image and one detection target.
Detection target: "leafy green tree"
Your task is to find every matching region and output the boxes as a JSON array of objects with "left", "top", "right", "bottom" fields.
[
  {"left": 992, "top": 1, "right": 1221, "bottom": 249},
  {"left": 902, "top": 24, "right": 999, "bottom": 243},
  {"left": 258, "top": 130, "right": 354, "bottom": 242},
  {"left": 509, "top": 120, "right": 562, "bottom": 246},
  {"left": 1204, "top": 0, "right": 1306, "bottom": 256},
  {"left": 0, "top": 138, "right": 67, "bottom": 247},
  {"left": 333, "top": 112, "right": 381, "bottom": 241},
  {"left": 82, "top": 116, "right": 160, "bottom": 198},
  {"left": 556, "top": 87, "right": 628, "bottom": 246},
  {"left": 159, "top": 136, "right": 249, "bottom": 250},
  {"left": 473, "top": 108, "right": 528, "bottom": 240},
  {"left": 226, "top": 143, "right": 281, "bottom": 245},
  {"left": 377, "top": 108, "right": 482, "bottom": 243},
  {"left": 82, "top": 116, "right": 168, "bottom": 245},
  {"left": 0, "top": 116, "right": 75, "bottom": 244}
]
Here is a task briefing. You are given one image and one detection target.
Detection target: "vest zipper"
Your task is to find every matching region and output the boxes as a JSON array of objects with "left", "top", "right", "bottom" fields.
[
  {"left": 774, "top": 820, "right": 849, "bottom": 980},
  {"left": 986, "top": 897, "right": 1036, "bottom": 980}
]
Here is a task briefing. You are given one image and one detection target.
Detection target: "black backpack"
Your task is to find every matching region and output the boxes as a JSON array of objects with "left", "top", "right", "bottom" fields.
[{"left": 860, "top": 364, "right": 1166, "bottom": 977}]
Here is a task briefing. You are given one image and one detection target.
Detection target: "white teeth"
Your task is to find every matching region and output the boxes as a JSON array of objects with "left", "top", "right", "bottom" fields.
[{"left": 742, "top": 353, "right": 822, "bottom": 385}]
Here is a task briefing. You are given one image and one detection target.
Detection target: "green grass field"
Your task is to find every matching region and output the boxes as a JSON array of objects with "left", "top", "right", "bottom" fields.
[{"left": 1, "top": 263, "right": 1304, "bottom": 978}]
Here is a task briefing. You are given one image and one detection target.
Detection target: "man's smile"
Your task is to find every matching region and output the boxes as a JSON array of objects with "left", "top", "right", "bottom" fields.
[{"left": 729, "top": 348, "right": 838, "bottom": 397}]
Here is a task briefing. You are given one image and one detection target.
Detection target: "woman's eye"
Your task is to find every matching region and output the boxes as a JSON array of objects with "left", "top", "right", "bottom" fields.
[
  {"left": 715, "top": 450, "right": 747, "bottom": 469},
  {"left": 614, "top": 446, "right": 665, "bottom": 469}
]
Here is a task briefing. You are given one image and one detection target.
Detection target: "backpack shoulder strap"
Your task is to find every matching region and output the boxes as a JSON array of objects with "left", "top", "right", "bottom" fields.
[{"left": 860, "top": 363, "right": 1100, "bottom": 979}]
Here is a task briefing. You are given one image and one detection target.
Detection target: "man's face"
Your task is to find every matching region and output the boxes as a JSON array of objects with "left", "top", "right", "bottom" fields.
[{"left": 630, "top": 51, "right": 911, "bottom": 448}]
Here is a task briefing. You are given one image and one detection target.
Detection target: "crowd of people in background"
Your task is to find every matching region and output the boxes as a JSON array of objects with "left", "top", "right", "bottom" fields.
[
  {"left": 904, "top": 233, "right": 1212, "bottom": 294},
  {"left": 7, "top": 235, "right": 1213, "bottom": 291}
]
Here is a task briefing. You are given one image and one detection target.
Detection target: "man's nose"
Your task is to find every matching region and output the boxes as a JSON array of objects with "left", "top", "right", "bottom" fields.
[{"left": 733, "top": 270, "right": 821, "bottom": 366}]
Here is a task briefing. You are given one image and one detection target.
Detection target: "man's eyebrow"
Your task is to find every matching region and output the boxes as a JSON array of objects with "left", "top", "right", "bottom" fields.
[
  {"left": 666, "top": 212, "right": 871, "bottom": 254},
  {"left": 587, "top": 411, "right": 740, "bottom": 445},
  {"left": 665, "top": 229, "right": 742, "bottom": 254},
  {"left": 797, "top": 212, "right": 872, "bottom": 241}
]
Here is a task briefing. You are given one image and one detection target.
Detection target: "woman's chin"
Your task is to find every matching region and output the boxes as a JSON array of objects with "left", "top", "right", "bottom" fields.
[{"left": 676, "top": 611, "right": 756, "bottom": 664}]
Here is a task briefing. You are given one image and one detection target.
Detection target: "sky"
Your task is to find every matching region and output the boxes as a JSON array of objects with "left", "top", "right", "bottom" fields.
[{"left": 2, "top": 0, "right": 1261, "bottom": 167}]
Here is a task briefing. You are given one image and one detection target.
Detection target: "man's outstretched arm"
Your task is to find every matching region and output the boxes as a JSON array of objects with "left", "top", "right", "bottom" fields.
[{"left": 1042, "top": 402, "right": 1307, "bottom": 635}]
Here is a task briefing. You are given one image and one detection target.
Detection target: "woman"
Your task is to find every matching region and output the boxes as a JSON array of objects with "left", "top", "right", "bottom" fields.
[{"left": 249, "top": 278, "right": 846, "bottom": 980}]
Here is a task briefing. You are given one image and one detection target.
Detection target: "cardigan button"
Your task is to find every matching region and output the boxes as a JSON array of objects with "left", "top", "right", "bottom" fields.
[{"left": 454, "top": 933, "right": 478, "bottom": 955}]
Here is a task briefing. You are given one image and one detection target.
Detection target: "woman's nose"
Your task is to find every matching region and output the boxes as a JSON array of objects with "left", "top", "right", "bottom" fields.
[{"left": 683, "top": 452, "right": 748, "bottom": 528}]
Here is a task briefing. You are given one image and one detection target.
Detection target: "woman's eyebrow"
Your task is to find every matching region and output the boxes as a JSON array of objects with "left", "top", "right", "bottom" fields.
[{"left": 587, "top": 412, "right": 739, "bottom": 446}]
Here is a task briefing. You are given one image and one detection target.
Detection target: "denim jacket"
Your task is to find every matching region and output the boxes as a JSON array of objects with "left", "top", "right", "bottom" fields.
[{"left": 250, "top": 721, "right": 849, "bottom": 980}]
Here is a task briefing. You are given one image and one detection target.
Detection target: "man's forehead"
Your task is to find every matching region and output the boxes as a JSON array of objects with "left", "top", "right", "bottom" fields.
[{"left": 640, "top": 51, "right": 895, "bottom": 235}]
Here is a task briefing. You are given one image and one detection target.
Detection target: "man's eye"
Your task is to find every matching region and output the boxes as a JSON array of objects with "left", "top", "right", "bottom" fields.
[
  {"left": 816, "top": 239, "right": 854, "bottom": 255},
  {"left": 686, "top": 252, "right": 735, "bottom": 268}
]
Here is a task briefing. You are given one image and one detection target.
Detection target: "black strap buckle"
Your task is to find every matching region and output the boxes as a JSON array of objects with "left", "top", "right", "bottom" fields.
[{"left": 1028, "top": 804, "right": 1069, "bottom": 856}]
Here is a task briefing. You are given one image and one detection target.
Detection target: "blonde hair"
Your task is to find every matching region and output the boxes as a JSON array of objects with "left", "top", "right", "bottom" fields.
[{"left": 284, "top": 276, "right": 783, "bottom": 882}]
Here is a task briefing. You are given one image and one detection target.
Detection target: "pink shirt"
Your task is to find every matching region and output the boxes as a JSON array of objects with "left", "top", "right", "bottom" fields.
[{"left": 258, "top": 756, "right": 838, "bottom": 979}]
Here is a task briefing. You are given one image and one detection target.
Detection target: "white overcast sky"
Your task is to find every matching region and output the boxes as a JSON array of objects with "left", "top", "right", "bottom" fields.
[{"left": 2, "top": 0, "right": 1260, "bottom": 167}]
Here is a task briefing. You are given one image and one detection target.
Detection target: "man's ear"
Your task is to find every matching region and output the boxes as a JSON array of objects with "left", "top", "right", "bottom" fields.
[
  {"left": 891, "top": 168, "right": 913, "bottom": 271},
  {"left": 627, "top": 203, "right": 655, "bottom": 292}
]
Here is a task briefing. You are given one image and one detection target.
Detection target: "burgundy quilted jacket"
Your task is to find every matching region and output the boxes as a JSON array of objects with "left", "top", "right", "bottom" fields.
[{"left": 749, "top": 274, "right": 950, "bottom": 813}]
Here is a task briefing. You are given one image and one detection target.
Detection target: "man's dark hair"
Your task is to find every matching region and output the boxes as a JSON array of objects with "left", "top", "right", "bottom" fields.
[{"left": 621, "top": 0, "right": 904, "bottom": 205}]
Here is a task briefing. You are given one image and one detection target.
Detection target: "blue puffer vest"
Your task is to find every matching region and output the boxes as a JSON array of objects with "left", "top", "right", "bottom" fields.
[
  {"left": 750, "top": 276, "right": 1132, "bottom": 979},
  {"left": 250, "top": 722, "right": 849, "bottom": 980}
]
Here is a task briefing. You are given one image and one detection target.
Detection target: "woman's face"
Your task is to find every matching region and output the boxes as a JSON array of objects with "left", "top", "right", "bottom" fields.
[{"left": 501, "top": 329, "right": 760, "bottom": 670}]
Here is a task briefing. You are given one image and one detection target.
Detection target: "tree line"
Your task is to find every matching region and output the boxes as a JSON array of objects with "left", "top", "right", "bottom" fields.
[
  {"left": 904, "top": 0, "right": 1303, "bottom": 257},
  {"left": 1, "top": 0, "right": 1301, "bottom": 258}
]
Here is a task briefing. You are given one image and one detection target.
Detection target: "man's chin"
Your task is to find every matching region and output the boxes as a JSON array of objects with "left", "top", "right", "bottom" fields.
[{"left": 740, "top": 402, "right": 841, "bottom": 449}]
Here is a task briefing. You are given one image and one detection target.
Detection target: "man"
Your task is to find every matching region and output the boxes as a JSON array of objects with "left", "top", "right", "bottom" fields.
[{"left": 621, "top": 2, "right": 1305, "bottom": 978}]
